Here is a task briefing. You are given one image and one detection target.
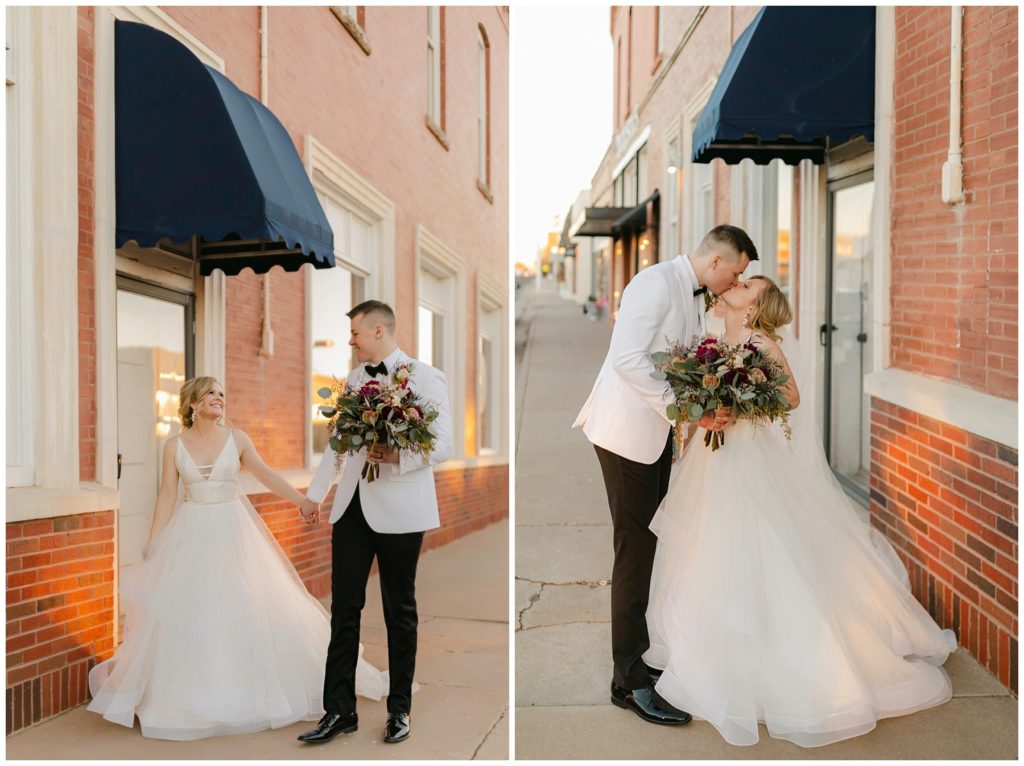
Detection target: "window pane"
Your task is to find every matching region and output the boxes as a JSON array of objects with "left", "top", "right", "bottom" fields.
[
  {"left": 311, "top": 266, "right": 355, "bottom": 454},
  {"left": 418, "top": 305, "right": 434, "bottom": 366}
]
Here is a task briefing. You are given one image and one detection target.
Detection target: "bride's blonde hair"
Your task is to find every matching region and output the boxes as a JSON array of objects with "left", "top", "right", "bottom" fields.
[
  {"left": 178, "top": 376, "right": 223, "bottom": 429},
  {"left": 747, "top": 275, "right": 793, "bottom": 343}
]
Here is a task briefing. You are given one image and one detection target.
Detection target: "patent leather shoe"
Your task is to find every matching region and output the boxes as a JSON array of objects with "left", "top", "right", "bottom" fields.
[
  {"left": 610, "top": 682, "right": 691, "bottom": 725},
  {"left": 645, "top": 663, "right": 664, "bottom": 681},
  {"left": 383, "top": 713, "right": 410, "bottom": 743},
  {"left": 297, "top": 712, "right": 358, "bottom": 743}
]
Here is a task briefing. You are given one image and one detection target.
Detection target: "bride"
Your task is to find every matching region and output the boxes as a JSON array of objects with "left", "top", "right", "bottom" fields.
[
  {"left": 88, "top": 377, "right": 387, "bottom": 740},
  {"left": 644, "top": 275, "right": 956, "bottom": 748}
]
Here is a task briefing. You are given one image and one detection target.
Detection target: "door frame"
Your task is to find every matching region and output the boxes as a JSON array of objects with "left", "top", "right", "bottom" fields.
[
  {"left": 115, "top": 274, "right": 196, "bottom": 382},
  {"left": 822, "top": 167, "right": 874, "bottom": 505}
]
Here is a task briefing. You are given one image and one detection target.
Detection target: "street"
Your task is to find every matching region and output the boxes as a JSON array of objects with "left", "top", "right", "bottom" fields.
[
  {"left": 6, "top": 521, "right": 508, "bottom": 760},
  {"left": 514, "top": 279, "right": 1018, "bottom": 760}
]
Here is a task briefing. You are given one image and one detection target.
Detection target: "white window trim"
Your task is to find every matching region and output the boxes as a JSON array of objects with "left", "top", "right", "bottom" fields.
[
  {"left": 304, "top": 134, "right": 397, "bottom": 470},
  {"left": 415, "top": 225, "right": 466, "bottom": 461},
  {"left": 477, "top": 29, "right": 488, "bottom": 185},
  {"left": 5, "top": 7, "right": 78, "bottom": 504},
  {"left": 7, "top": 7, "right": 35, "bottom": 489},
  {"left": 476, "top": 276, "right": 508, "bottom": 459},
  {"left": 682, "top": 79, "right": 716, "bottom": 254},
  {"left": 661, "top": 118, "right": 681, "bottom": 261},
  {"left": 427, "top": 7, "right": 441, "bottom": 124}
]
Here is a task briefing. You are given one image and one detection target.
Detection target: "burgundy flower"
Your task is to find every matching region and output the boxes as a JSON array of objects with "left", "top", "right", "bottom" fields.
[{"left": 695, "top": 343, "right": 721, "bottom": 364}]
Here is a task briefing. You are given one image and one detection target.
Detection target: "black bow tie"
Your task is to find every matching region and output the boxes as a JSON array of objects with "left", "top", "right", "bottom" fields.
[
  {"left": 364, "top": 362, "right": 387, "bottom": 378},
  {"left": 693, "top": 286, "right": 707, "bottom": 297}
]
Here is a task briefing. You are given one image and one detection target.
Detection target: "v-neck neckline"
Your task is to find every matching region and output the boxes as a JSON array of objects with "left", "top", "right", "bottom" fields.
[{"left": 180, "top": 430, "right": 233, "bottom": 480}]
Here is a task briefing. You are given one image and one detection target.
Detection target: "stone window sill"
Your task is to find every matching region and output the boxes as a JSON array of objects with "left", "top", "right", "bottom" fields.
[
  {"left": 331, "top": 8, "right": 371, "bottom": 55},
  {"left": 476, "top": 179, "right": 494, "bottom": 204},
  {"left": 425, "top": 117, "right": 450, "bottom": 151}
]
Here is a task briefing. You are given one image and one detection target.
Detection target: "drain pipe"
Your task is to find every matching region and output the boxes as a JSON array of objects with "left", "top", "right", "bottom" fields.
[
  {"left": 259, "top": 6, "right": 275, "bottom": 357},
  {"left": 941, "top": 6, "right": 964, "bottom": 204}
]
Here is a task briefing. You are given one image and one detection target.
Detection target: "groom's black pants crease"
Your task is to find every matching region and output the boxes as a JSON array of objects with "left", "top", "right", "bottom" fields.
[
  {"left": 324, "top": 486, "right": 424, "bottom": 716},
  {"left": 595, "top": 430, "right": 673, "bottom": 690}
]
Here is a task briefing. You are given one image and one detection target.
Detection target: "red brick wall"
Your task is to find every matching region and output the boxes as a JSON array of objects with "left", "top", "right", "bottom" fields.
[
  {"left": 223, "top": 270, "right": 308, "bottom": 471},
  {"left": 870, "top": 400, "right": 1018, "bottom": 692},
  {"left": 890, "top": 6, "right": 1018, "bottom": 399},
  {"left": 6, "top": 512, "right": 116, "bottom": 734},
  {"left": 78, "top": 7, "right": 96, "bottom": 482}
]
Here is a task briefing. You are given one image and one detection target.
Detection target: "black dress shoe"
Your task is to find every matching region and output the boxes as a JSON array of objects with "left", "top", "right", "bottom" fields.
[
  {"left": 610, "top": 682, "right": 692, "bottom": 726},
  {"left": 645, "top": 663, "right": 664, "bottom": 681},
  {"left": 297, "top": 712, "right": 358, "bottom": 743},
  {"left": 383, "top": 713, "right": 410, "bottom": 743}
]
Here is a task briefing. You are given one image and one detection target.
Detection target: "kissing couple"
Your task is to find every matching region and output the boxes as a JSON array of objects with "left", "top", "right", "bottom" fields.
[{"left": 574, "top": 225, "right": 956, "bottom": 747}]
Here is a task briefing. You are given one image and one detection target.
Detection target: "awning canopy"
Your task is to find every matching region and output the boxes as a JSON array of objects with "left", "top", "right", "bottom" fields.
[
  {"left": 613, "top": 190, "right": 659, "bottom": 232},
  {"left": 115, "top": 21, "right": 334, "bottom": 276},
  {"left": 573, "top": 191, "right": 660, "bottom": 239},
  {"left": 573, "top": 206, "right": 632, "bottom": 238},
  {"left": 692, "top": 7, "right": 875, "bottom": 166}
]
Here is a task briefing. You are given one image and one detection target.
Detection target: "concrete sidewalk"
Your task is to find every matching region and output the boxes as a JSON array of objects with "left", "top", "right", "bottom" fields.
[
  {"left": 7, "top": 520, "right": 508, "bottom": 760},
  {"left": 514, "top": 280, "right": 1018, "bottom": 760}
]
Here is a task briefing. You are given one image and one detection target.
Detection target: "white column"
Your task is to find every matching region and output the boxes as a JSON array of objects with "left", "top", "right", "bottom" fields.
[{"left": 33, "top": 7, "right": 80, "bottom": 490}]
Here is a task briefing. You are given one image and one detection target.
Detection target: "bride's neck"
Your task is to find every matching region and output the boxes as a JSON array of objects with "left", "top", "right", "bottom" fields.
[
  {"left": 722, "top": 308, "right": 747, "bottom": 342},
  {"left": 190, "top": 418, "right": 221, "bottom": 438}
]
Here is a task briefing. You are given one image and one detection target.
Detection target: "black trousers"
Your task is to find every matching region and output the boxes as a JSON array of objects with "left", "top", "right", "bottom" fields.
[
  {"left": 595, "top": 431, "right": 673, "bottom": 690},
  {"left": 323, "top": 487, "right": 425, "bottom": 715}
]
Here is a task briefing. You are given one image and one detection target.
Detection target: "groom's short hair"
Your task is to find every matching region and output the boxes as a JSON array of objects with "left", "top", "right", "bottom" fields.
[
  {"left": 347, "top": 300, "right": 396, "bottom": 334},
  {"left": 698, "top": 225, "right": 759, "bottom": 262}
]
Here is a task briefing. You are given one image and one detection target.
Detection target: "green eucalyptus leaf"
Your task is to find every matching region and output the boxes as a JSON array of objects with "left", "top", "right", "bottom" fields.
[{"left": 317, "top": 387, "right": 333, "bottom": 399}]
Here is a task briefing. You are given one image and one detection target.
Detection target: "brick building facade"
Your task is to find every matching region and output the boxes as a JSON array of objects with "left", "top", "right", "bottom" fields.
[
  {"left": 6, "top": 5, "right": 509, "bottom": 734},
  {"left": 570, "top": 5, "right": 1017, "bottom": 691}
]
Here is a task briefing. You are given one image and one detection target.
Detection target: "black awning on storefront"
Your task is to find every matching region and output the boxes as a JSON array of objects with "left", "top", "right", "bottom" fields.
[
  {"left": 612, "top": 190, "right": 659, "bottom": 232},
  {"left": 692, "top": 7, "right": 875, "bottom": 166},
  {"left": 115, "top": 21, "right": 334, "bottom": 276},
  {"left": 573, "top": 206, "right": 633, "bottom": 238}
]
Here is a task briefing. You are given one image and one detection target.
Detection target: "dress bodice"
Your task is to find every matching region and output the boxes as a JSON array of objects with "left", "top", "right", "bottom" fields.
[{"left": 176, "top": 431, "right": 240, "bottom": 504}]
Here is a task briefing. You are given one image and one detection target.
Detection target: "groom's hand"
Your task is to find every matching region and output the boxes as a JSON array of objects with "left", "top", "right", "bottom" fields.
[
  {"left": 299, "top": 497, "right": 320, "bottom": 526},
  {"left": 367, "top": 445, "right": 400, "bottom": 464}
]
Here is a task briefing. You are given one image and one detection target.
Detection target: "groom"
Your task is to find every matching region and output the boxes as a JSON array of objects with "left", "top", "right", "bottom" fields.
[
  {"left": 297, "top": 300, "right": 453, "bottom": 745},
  {"left": 573, "top": 225, "right": 758, "bottom": 725}
]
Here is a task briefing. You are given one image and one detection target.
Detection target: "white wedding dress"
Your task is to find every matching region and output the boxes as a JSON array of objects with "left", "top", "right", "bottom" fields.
[
  {"left": 88, "top": 431, "right": 388, "bottom": 740},
  {"left": 644, "top": 335, "right": 957, "bottom": 748}
]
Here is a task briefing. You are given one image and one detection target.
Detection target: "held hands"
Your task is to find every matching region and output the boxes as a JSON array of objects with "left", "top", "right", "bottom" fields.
[
  {"left": 697, "top": 406, "right": 734, "bottom": 432},
  {"left": 299, "top": 497, "right": 321, "bottom": 526}
]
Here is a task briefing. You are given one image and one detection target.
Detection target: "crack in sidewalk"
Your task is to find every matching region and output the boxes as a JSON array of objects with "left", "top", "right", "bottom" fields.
[
  {"left": 517, "top": 582, "right": 544, "bottom": 630},
  {"left": 471, "top": 707, "right": 507, "bottom": 760}
]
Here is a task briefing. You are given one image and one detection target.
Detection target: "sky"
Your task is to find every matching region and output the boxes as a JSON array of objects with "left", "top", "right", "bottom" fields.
[{"left": 511, "top": 6, "right": 612, "bottom": 267}]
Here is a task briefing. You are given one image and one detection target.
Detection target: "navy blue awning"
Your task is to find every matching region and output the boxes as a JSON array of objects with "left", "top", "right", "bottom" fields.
[
  {"left": 115, "top": 21, "right": 334, "bottom": 276},
  {"left": 692, "top": 7, "right": 875, "bottom": 166}
]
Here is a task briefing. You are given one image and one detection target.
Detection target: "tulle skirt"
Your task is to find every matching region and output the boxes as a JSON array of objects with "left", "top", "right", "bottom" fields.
[
  {"left": 88, "top": 497, "right": 387, "bottom": 740},
  {"left": 645, "top": 421, "right": 956, "bottom": 748}
]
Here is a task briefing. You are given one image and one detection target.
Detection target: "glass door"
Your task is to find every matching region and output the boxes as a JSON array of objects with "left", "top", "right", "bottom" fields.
[
  {"left": 116, "top": 276, "right": 194, "bottom": 600},
  {"left": 823, "top": 171, "right": 874, "bottom": 501}
]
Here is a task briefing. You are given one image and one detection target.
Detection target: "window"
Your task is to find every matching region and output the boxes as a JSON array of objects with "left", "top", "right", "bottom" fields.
[
  {"left": 655, "top": 7, "right": 664, "bottom": 58},
  {"left": 665, "top": 134, "right": 680, "bottom": 258},
  {"left": 310, "top": 265, "right": 364, "bottom": 455},
  {"left": 636, "top": 143, "right": 648, "bottom": 201},
  {"left": 690, "top": 160, "right": 715, "bottom": 252},
  {"left": 416, "top": 226, "right": 464, "bottom": 460},
  {"left": 427, "top": 7, "right": 442, "bottom": 127},
  {"left": 309, "top": 193, "right": 378, "bottom": 457},
  {"left": 477, "top": 27, "right": 490, "bottom": 193},
  {"left": 776, "top": 161, "right": 794, "bottom": 298},
  {"left": 477, "top": 304, "right": 500, "bottom": 454}
]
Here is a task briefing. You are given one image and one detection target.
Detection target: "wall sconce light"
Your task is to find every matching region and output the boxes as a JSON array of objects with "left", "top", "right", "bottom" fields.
[
  {"left": 641, "top": 258, "right": 649, "bottom": 267},
  {"left": 667, "top": 165, "right": 677, "bottom": 175},
  {"left": 314, "top": 339, "right": 335, "bottom": 348}
]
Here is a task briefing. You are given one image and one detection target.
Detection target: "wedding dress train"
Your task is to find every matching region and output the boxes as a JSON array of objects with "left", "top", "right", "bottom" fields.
[
  {"left": 645, "top": 416, "right": 956, "bottom": 748},
  {"left": 88, "top": 431, "right": 387, "bottom": 740}
]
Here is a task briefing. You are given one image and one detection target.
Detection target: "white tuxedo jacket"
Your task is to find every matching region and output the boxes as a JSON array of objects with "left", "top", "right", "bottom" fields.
[
  {"left": 573, "top": 255, "right": 706, "bottom": 464},
  {"left": 306, "top": 348, "right": 453, "bottom": 533}
]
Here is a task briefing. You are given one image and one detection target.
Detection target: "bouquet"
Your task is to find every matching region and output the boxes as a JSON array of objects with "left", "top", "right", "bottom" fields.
[
  {"left": 317, "top": 363, "right": 440, "bottom": 482},
  {"left": 651, "top": 336, "right": 793, "bottom": 451}
]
